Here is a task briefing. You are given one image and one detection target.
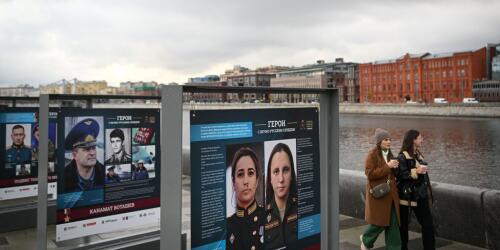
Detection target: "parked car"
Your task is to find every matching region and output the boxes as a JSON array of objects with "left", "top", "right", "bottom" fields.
[
  {"left": 434, "top": 98, "right": 448, "bottom": 104},
  {"left": 462, "top": 97, "right": 479, "bottom": 104}
]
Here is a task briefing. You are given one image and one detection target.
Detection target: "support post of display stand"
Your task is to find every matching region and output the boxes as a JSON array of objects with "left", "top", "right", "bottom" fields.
[
  {"left": 320, "top": 90, "right": 339, "bottom": 250},
  {"left": 160, "top": 85, "right": 183, "bottom": 250},
  {"left": 37, "top": 94, "right": 49, "bottom": 250},
  {"left": 181, "top": 86, "right": 339, "bottom": 250}
]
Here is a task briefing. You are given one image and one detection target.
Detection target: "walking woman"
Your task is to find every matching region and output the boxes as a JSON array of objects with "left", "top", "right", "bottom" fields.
[
  {"left": 361, "top": 128, "right": 401, "bottom": 250},
  {"left": 397, "top": 129, "right": 435, "bottom": 250}
]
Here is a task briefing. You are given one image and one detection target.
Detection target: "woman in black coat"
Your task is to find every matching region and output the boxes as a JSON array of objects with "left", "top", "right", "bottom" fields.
[{"left": 396, "top": 129, "right": 435, "bottom": 250}]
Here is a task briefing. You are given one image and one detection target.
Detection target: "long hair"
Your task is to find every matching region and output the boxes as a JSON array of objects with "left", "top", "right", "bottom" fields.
[
  {"left": 400, "top": 129, "right": 421, "bottom": 155},
  {"left": 230, "top": 147, "right": 261, "bottom": 183},
  {"left": 265, "top": 143, "right": 298, "bottom": 204}
]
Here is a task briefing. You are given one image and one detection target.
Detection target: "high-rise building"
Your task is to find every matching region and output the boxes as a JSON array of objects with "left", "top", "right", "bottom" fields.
[{"left": 359, "top": 47, "right": 487, "bottom": 103}]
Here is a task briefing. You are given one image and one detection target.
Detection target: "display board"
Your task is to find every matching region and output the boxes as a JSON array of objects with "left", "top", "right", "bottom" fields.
[
  {"left": 55, "top": 109, "right": 161, "bottom": 241},
  {"left": 0, "top": 108, "right": 58, "bottom": 200},
  {"left": 190, "top": 108, "right": 321, "bottom": 250}
]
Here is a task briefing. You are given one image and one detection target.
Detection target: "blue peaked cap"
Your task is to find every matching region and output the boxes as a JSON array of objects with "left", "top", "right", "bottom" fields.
[{"left": 64, "top": 118, "right": 99, "bottom": 150}]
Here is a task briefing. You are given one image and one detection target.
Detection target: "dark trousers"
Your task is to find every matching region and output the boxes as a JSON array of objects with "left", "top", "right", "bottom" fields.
[{"left": 399, "top": 199, "right": 435, "bottom": 250}]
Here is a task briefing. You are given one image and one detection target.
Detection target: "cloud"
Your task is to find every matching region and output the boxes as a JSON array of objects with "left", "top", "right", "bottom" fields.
[{"left": 0, "top": 0, "right": 499, "bottom": 86}]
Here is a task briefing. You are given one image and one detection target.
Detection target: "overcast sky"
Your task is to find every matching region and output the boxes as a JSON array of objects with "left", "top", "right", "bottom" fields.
[{"left": 1, "top": 0, "right": 499, "bottom": 87}]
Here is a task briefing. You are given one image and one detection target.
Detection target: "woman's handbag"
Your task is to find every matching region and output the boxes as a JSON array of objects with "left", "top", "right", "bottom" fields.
[{"left": 369, "top": 177, "right": 391, "bottom": 199}]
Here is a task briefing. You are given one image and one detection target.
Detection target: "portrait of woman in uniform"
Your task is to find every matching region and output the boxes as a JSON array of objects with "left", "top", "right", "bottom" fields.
[
  {"left": 264, "top": 140, "right": 298, "bottom": 249},
  {"left": 226, "top": 146, "right": 265, "bottom": 250}
]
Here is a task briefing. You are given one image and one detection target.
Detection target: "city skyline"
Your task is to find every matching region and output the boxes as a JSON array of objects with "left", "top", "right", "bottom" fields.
[{"left": 1, "top": 0, "right": 499, "bottom": 87}]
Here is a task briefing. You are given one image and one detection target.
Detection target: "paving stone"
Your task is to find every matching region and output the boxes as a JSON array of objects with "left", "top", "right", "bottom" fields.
[{"left": 339, "top": 218, "right": 367, "bottom": 230}]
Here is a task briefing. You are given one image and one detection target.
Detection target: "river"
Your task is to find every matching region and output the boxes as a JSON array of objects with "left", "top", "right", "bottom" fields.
[{"left": 340, "top": 114, "right": 500, "bottom": 190}]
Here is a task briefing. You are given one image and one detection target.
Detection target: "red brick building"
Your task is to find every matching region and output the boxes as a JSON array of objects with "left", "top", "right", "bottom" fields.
[{"left": 359, "top": 47, "right": 487, "bottom": 103}]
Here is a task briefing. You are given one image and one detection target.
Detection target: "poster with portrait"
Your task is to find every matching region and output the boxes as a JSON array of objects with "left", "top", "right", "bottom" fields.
[
  {"left": 191, "top": 108, "right": 321, "bottom": 250},
  {"left": 55, "top": 108, "right": 160, "bottom": 242},
  {"left": 0, "top": 108, "right": 58, "bottom": 201}
]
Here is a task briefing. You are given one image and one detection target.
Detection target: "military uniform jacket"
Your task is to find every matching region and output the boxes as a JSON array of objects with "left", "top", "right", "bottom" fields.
[
  {"left": 226, "top": 200, "right": 265, "bottom": 250},
  {"left": 264, "top": 196, "right": 298, "bottom": 250},
  {"left": 64, "top": 160, "right": 105, "bottom": 192},
  {"left": 105, "top": 152, "right": 131, "bottom": 164},
  {"left": 6, "top": 144, "right": 31, "bottom": 165}
]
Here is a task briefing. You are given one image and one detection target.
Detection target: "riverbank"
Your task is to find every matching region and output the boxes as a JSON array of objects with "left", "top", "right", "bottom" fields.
[
  {"left": 340, "top": 103, "right": 500, "bottom": 117},
  {"left": 184, "top": 102, "right": 500, "bottom": 118},
  {"left": 90, "top": 101, "right": 500, "bottom": 118}
]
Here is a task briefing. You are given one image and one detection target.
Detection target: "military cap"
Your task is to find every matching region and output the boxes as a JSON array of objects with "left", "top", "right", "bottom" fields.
[
  {"left": 107, "top": 165, "right": 116, "bottom": 171},
  {"left": 65, "top": 118, "right": 99, "bottom": 150}
]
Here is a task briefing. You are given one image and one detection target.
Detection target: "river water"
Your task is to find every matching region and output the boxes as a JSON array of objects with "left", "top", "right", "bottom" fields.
[
  {"left": 340, "top": 114, "right": 500, "bottom": 190},
  {"left": 181, "top": 108, "right": 500, "bottom": 190}
]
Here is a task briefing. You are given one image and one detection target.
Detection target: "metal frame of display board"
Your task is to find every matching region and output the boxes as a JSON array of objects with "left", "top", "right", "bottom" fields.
[
  {"left": 36, "top": 87, "right": 338, "bottom": 250},
  {"left": 161, "top": 85, "right": 339, "bottom": 250},
  {"left": 0, "top": 96, "right": 39, "bottom": 107},
  {"left": 37, "top": 94, "right": 161, "bottom": 250},
  {"left": 0, "top": 95, "right": 161, "bottom": 234}
]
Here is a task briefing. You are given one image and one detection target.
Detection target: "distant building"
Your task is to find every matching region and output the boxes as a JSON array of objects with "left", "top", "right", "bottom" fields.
[
  {"left": 226, "top": 73, "right": 275, "bottom": 102},
  {"left": 220, "top": 65, "right": 250, "bottom": 82},
  {"left": 185, "top": 75, "right": 226, "bottom": 102},
  {"left": 492, "top": 53, "right": 500, "bottom": 81},
  {"left": 40, "top": 79, "right": 109, "bottom": 95},
  {"left": 188, "top": 75, "right": 220, "bottom": 83},
  {"left": 119, "top": 81, "right": 159, "bottom": 96},
  {"left": 219, "top": 65, "right": 289, "bottom": 102},
  {"left": 346, "top": 63, "right": 360, "bottom": 102},
  {"left": 0, "top": 84, "right": 39, "bottom": 97},
  {"left": 359, "top": 47, "right": 488, "bottom": 103},
  {"left": 473, "top": 80, "right": 500, "bottom": 102},
  {"left": 271, "top": 59, "right": 358, "bottom": 103},
  {"left": 255, "top": 65, "right": 291, "bottom": 74}
]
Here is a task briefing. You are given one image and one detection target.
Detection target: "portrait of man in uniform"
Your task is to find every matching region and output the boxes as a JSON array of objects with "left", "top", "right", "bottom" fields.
[
  {"left": 63, "top": 118, "right": 105, "bottom": 193},
  {"left": 105, "top": 128, "right": 131, "bottom": 164},
  {"left": 105, "top": 165, "right": 121, "bottom": 184},
  {"left": 6, "top": 124, "right": 32, "bottom": 165},
  {"left": 16, "top": 164, "right": 30, "bottom": 176}
]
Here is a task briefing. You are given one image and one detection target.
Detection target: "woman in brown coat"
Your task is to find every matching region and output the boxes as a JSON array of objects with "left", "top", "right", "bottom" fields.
[{"left": 360, "top": 128, "right": 401, "bottom": 250}]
